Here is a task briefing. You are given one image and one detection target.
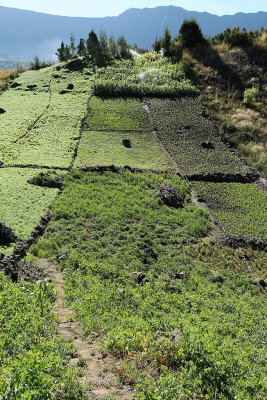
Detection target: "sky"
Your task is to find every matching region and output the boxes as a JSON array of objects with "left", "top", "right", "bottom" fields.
[{"left": 0, "top": 1, "right": 266, "bottom": 17}]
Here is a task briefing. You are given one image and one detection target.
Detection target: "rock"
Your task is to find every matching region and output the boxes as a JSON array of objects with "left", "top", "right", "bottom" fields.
[
  {"left": 56, "top": 253, "right": 68, "bottom": 262},
  {"left": 0, "top": 222, "right": 17, "bottom": 245},
  {"left": 27, "top": 84, "right": 37, "bottom": 90},
  {"left": 174, "top": 272, "right": 188, "bottom": 280},
  {"left": 257, "top": 279, "right": 267, "bottom": 289},
  {"left": 0, "top": 161, "right": 3, "bottom": 167},
  {"left": 42, "top": 84, "right": 49, "bottom": 87},
  {"left": 171, "top": 328, "right": 183, "bottom": 343},
  {"left": 158, "top": 184, "right": 185, "bottom": 208},
  {"left": 65, "top": 57, "right": 87, "bottom": 71},
  {"left": 55, "top": 66, "right": 61, "bottom": 71},
  {"left": 184, "top": 124, "right": 191, "bottom": 130},
  {"left": 201, "top": 140, "right": 214, "bottom": 150},
  {"left": 52, "top": 74, "right": 61, "bottom": 79},
  {"left": 119, "top": 289, "right": 125, "bottom": 298},
  {"left": 67, "top": 83, "right": 74, "bottom": 90},
  {"left": 0, "top": 108, "right": 6, "bottom": 114},
  {"left": 59, "top": 90, "right": 67, "bottom": 95},
  {"left": 122, "top": 139, "right": 132, "bottom": 148},
  {"left": 10, "top": 82, "right": 21, "bottom": 88}
]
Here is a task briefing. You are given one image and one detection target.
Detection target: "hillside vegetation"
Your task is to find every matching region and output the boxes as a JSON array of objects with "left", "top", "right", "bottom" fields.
[{"left": 0, "top": 29, "right": 266, "bottom": 400}]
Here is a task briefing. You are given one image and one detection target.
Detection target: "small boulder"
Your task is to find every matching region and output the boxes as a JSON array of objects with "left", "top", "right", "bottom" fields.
[
  {"left": 174, "top": 272, "right": 188, "bottom": 280},
  {"left": 27, "top": 84, "right": 37, "bottom": 90},
  {"left": 0, "top": 222, "right": 17, "bottom": 245},
  {"left": 0, "top": 108, "right": 6, "bottom": 114},
  {"left": 201, "top": 140, "right": 214, "bottom": 150},
  {"left": 53, "top": 74, "right": 61, "bottom": 79},
  {"left": 171, "top": 328, "right": 183, "bottom": 343},
  {"left": 67, "top": 83, "right": 74, "bottom": 90},
  {"left": 59, "top": 90, "right": 67, "bottom": 95},
  {"left": 158, "top": 184, "right": 185, "bottom": 208},
  {"left": 55, "top": 66, "right": 61, "bottom": 71},
  {"left": 10, "top": 82, "right": 21, "bottom": 88},
  {"left": 122, "top": 139, "right": 132, "bottom": 148},
  {"left": 184, "top": 124, "right": 191, "bottom": 130}
]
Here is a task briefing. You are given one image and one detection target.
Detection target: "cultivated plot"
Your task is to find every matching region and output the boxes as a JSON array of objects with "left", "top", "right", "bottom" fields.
[
  {"left": 85, "top": 97, "right": 151, "bottom": 132},
  {"left": 0, "top": 168, "right": 59, "bottom": 254},
  {"left": 74, "top": 130, "right": 174, "bottom": 170},
  {"left": 0, "top": 63, "right": 92, "bottom": 168},
  {"left": 193, "top": 181, "right": 267, "bottom": 239},
  {"left": 148, "top": 98, "right": 250, "bottom": 175}
]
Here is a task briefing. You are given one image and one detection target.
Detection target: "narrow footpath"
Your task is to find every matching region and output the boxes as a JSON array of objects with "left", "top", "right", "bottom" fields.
[{"left": 41, "top": 259, "right": 133, "bottom": 400}]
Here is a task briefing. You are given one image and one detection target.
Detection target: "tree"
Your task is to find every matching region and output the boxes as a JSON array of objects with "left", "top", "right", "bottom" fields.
[
  {"left": 86, "top": 30, "right": 100, "bottom": 56},
  {"left": 56, "top": 42, "right": 71, "bottom": 62},
  {"left": 117, "top": 35, "right": 130, "bottom": 58},
  {"left": 178, "top": 19, "right": 207, "bottom": 48},
  {"left": 162, "top": 28, "right": 172, "bottom": 56},
  {"left": 152, "top": 36, "right": 161, "bottom": 53},
  {"left": 77, "top": 38, "right": 86, "bottom": 56},
  {"left": 99, "top": 31, "right": 109, "bottom": 56},
  {"left": 108, "top": 35, "right": 119, "bottom": 58},
  {"left": 70, "top": 33, "right": 76, "bottom": 57}
]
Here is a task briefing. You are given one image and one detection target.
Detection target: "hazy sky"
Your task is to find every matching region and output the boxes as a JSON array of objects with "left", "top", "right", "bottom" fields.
[{"left": 0, "top": 1, "right": 266, "bottom": 17}]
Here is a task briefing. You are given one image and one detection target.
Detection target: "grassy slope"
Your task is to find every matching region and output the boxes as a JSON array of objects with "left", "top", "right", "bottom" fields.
[
  {"left": 31, "top": 170, "right": 267, "bottom": 399},
  {"left": 0, "top": 271, "right": 81, "bottom": 398}
]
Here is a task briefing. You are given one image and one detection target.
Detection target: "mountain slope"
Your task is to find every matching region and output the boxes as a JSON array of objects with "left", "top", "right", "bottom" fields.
[{"left": 0, "top": 5, "right": 266, "bottom": 59}]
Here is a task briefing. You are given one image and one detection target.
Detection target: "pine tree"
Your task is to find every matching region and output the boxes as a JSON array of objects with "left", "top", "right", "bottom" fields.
[
  {"left": 77, "top": 38, "right": 86, "bottom": 56},
  {"left": 70, "top": 33, "right": 76, "bottom": 57},
  {"left": 86, "top": 30, "right": 100, "bottom": 56}
]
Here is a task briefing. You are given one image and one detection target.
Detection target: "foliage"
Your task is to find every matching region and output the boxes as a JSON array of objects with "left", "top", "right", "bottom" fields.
[
  {"left": 28, "top": 170, "right": 64, "bottom": 189},
  {"left": 192, "top": 181, "right": 267, "bottom": 239},
  {"left": 30, "top": 56, "right": 53, "bottom": 71},
  {"left": 31, "top": 171, "right": 267, "bottom": 399},
  {"left": 0, "top": 168, "right": 59, "bottom": 254},
  {"left": 74, "top": 131, "right": 174, "bottom": 170},
  {"left": 85, "top": 97, "right": 151, "bottom": 132},
  {"left": 243, "top": 87, "right": 259, "bottom": 106},
  {"left": 92, "top": 53, "right": 197, "bottom": 97},
  {"left": 183, "top": 239, "right": 267, "bottom": 280},
  {"left": 0, "top": 272, "right": 82, "bottom": 399},
  {"left": 148, "top": 98, "right": 249, "bottom": 175},
  {"left": 211, "top": 27, "right": 264, "bottom": 48},
  {"left": 178, "top": 19, "right": 207, "bottom": 49}
]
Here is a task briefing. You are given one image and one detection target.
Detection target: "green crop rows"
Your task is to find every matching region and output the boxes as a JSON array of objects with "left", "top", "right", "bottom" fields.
[
  {"left": 148, "top": 98, "right": 249, "bottom": 175},
  {"left": 74, "top": 131, "right": 174, "bottom": 170},
  {"left": 0, "top": 272, "right": 81, "bottom": 398},
  {"left": 0, "top": 63, "right": 92, "bottom": 168},
  {"left": 93, "top": 52, "right": 197, "bottom": 97},
  {"left": 85, "top": 97, "right": 151, "bottom": 132},
  {"left": 0, "top": 168, "right": 60, "bottom": 254},
  {"left": 31, "top": 171, "right": 267, "bottom": 399},
  {"left": 193, "top": 181, "right": 267, "bottom": 239}
]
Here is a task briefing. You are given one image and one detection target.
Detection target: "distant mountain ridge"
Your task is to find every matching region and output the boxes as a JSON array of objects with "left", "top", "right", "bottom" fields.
[{"left": 0, "top": 5, "right": 266, "bottom": 60}]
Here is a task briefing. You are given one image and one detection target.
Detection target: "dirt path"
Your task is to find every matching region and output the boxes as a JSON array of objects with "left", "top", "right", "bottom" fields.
[{"left": 41, "top": 259, "right": 133, "bottom": 400}]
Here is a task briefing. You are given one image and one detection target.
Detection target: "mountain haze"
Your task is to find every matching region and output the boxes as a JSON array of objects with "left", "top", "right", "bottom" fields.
[{"left": 0, "top": 5, "right": 266, "bottom": 60}]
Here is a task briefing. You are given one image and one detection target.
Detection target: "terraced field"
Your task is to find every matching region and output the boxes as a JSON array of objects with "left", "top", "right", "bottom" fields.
[
  {"left": 147, "top": 98, "right": 250, "bottom": 175},
  {"left": 74, "top": 130, "right": 174, "bottom": 169},
  {"left": 193, "top": 181, "right": 267, "bottom": 239},
  {"left": 77, "top": 96, "right": 174, "bottom": 170},
  {"left": 0, "top": 63, "right": 91, "bottom": 168},
  {"left": 0, "top": 168, "right": 61, "bottom": 255},
  {"left": 0, "top": 56, "right": 266, "bottom": 400}
]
